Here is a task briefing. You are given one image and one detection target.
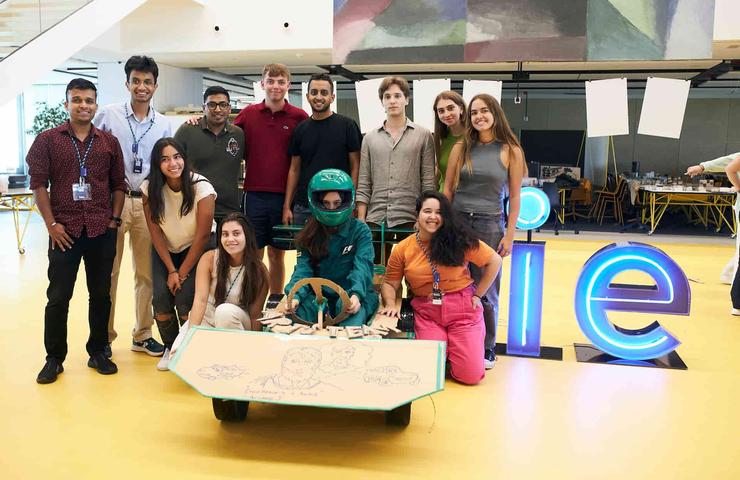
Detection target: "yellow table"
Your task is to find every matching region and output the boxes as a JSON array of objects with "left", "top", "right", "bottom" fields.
[
  {"left": 0, "top": 188, "right": 36, "bottom": 254},
  {"left": 639, "top": 186, "right": 736, "bottom": 236}
]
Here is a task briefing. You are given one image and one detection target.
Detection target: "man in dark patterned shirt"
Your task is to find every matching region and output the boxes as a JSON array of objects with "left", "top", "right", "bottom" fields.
[{"left": 27, "top": 78, "right": 127, "bottom": 384}]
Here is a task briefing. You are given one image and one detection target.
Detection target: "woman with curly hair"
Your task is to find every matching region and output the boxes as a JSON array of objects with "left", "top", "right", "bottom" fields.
[{"left": 380, "top": 191, "right": 501, "bottom": 385}]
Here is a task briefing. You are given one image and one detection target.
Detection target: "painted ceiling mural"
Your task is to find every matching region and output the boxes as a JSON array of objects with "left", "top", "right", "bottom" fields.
[{"left": 332, "top": 0, "right": 715, "bottom": 64}]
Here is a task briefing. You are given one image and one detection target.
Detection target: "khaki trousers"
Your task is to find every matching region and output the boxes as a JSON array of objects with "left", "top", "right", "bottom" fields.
[{"left": 108, "top": 196, "right": 154, "bottom": 343}]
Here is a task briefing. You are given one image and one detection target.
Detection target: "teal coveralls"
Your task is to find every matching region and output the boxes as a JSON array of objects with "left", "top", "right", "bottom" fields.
[{"left": 284, "top": 219, "right": 379, "bottom": 326}]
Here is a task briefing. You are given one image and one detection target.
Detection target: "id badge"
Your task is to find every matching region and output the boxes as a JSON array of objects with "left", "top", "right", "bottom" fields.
[
  {"left": 431, "top": 288, "right": 443, "bottom": 305},
  {"left": 133, "top": 155, "right": 143, "bottom": 174},
  {"left": 72, "top": 182, "right": 92, "bottom": 201}
]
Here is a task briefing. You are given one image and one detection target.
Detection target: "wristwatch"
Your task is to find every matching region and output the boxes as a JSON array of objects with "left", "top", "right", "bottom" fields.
[{"left": 110, "top": 215, "right": 122, "bottom": 227}]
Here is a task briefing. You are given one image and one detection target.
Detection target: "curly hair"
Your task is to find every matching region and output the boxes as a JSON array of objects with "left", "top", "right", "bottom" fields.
[{"left": 416, "top": 191, "right": 479, "bottom": 267}]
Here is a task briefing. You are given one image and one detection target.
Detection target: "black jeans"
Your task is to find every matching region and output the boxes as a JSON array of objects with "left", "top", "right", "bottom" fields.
[{"left": 44, "top": 228, "right": 117, "bottom": 362}]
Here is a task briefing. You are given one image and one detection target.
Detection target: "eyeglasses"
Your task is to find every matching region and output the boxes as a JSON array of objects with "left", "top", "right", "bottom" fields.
[{"left": 206, "top": 102, "right": 230, "bottom": 110}]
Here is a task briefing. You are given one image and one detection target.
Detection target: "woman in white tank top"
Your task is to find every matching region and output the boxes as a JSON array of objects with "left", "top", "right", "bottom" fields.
[{"left": 189, "top": 213, "right": 269, "bottom": 330}]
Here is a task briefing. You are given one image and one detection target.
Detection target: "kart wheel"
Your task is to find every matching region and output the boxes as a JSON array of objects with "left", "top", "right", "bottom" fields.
[
  {"left": 385, "top": 402, "right": 411, "bottom": 426},
  {"left": 212, "top": 398, "right": 249, "bottom": 422}
]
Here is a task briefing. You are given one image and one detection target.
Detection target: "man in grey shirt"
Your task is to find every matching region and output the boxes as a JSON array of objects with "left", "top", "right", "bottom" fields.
[{"left": 356, "top": 76, "right": 435, "bottom": 263}]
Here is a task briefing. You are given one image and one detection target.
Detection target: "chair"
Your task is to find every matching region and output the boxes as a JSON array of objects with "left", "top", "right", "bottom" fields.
[
  {"left": 541, "top": 182, "right": 563, "bottom": 235},
  {"left": 591, "top": 175, "right": 627, "bottom": 225},
  {"left": 565, "top": 178, "right": 592, "bottom": 221}
]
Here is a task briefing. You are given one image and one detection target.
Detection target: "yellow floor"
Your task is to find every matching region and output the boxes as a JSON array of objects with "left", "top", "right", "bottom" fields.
[{"left": 1, "top": 212, "right": 738, "bottom": 480}]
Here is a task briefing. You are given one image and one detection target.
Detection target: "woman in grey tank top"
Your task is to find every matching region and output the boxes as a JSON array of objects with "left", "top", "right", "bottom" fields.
[{"left": 443, "top": 94, "right": 526, "bottom": 369}]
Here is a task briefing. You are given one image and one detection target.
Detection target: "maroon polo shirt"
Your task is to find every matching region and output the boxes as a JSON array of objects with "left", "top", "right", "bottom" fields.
[
  {"left": 27, "top": 121, "right": 127, "bottom": 238},
  {"left": 233, "top": 100, "right": 308, "bottom": 193}
]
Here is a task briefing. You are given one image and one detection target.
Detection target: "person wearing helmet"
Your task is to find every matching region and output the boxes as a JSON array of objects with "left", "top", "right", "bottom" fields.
[{"left": 283, "top": 169, "right": 378, "bottom": 326}]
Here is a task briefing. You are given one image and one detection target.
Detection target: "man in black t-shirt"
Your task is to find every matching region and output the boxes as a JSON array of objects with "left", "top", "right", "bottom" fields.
[{"left": 283, "top": 73, "right": 362, "bottom": 225}]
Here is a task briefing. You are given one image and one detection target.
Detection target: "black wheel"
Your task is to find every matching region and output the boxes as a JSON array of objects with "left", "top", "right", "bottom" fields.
[
  {"left": 385, "top": 402, "right": 411, "bottom": 426},
  {"left": 212, "top": 398, "right": 249, "bottom": 422}
]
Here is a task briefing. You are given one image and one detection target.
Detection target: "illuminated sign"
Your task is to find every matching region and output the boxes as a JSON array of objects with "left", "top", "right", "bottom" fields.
[
  {"left": 573, "top": 242, "right": 690, "bottom": 360},
  {"left": 506, "top": 241, "right": 546, "bottom": 356},
  {"left": 507, "top": 186, "right": 550, "bottom": 230}
]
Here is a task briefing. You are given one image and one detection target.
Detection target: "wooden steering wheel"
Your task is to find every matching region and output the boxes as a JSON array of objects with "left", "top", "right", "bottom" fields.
[{"left": 286, "top": 277, "right": 351, "bottom": 327}]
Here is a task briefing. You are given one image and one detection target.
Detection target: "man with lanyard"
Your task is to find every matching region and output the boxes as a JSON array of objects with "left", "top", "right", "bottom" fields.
[
  {"left": 28, "top": 78, "right": 126, "bottom": 384},
  {"left": 175, "top": 85, "right": 244, "bottom": 227},
  {"left": 94, "top": 55, "right": 171, "bottom": 359},
  {"left": 283, "top": 73, "right": 362, "bottom": 226},
  {"left": 233, "top": 63, "right": 308, "bottom": 299}
]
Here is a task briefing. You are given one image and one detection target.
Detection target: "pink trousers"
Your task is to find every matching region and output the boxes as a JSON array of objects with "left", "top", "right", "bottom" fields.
[{"left": 411, "top": 285, "right": 485, "bottom": 385}]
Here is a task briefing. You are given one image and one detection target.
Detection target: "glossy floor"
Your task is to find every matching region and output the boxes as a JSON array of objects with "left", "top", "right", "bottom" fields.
[{"left": 1, "top": 213, "right": 738, "bottom": 480}]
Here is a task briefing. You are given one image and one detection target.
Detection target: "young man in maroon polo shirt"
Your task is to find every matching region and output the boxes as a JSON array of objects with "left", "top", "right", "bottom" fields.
[
  {"left": 28, "top": 78, "right": 127, "bottom": 384},
  {"left": 233, "top": 64, "right": 308, "bottom": 297}
]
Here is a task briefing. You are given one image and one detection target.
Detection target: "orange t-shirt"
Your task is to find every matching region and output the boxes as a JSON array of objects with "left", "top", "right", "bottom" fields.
[{"left": 384, "top": 236, "right": 496, "bottom": 297}]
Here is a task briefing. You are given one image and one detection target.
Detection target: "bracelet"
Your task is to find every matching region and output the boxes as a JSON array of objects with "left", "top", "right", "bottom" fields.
[
  {"left": 49, "top": 222, "right": 57, "bottom": 228},
  {"left": 168, "top": 270, "right": 177, "bottom": 275},
  {"left": 473, "top": 294, "right": 482, "bottom": 301}
]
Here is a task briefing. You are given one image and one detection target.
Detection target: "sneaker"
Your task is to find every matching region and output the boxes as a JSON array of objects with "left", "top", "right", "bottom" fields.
[
  {"left": 157, "top": 348, "right": 170, "bottom": 371},
  {"left": 484, "top": 349, "right": 496, "bottom": 370},
  {"left": 732, "top": 308, "right": 740, "bottom": 316},
  {"left": 36, "top": 359, "right": 64, "bottom": 384},
  {"left": 87, "top": 352, "right": 118, "bottom": 375},
  {"left": 131, "top": 337, "right": 165, "bottom": 357},
  {"left": 104, "top": 343, "right": 112, "bottom": 359}
]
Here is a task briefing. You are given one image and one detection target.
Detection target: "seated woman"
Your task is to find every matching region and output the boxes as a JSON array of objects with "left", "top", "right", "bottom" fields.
[
  {"left": 189, "top": 212, "right": 269, "bottom": 331},
  {"left": 142, "top": 137, "right": 216, "bottom": 371},
  {"left": 284, "top": 169, "right": 378, "bottom": 326},
  {"left": 379, "top": 191, "right": 501, "bottom": 385}
]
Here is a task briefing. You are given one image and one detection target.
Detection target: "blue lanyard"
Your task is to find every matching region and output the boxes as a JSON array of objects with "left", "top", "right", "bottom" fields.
[
  {"left": 125, "top": 103, "right": 155, "bottom": 154},
  {"left": 415, "top": 231, "right": 441, "bottom": 290},
  {"left": 69, "top": 128, "right": 95, "bottom": 179}
]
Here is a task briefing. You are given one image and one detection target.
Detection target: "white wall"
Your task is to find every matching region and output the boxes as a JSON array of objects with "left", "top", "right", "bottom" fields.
[
  {"left": 714, "top": 0, "right": 740, "bottom": 40},
  {"left": 92, "top": 0, "right": 332, "bottom": 55}
]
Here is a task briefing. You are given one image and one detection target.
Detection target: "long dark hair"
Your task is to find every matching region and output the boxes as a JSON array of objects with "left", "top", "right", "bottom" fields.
[
  {"left": 451, "top": 94, "right": 526, "bottom": 191},
  {"left": 433, "top": 90, "right": 466, "bottom": 161},
  {"left": 214, "top": 213, "right": 268, "bottom": 308},
  {"left": 294, "top": 218, "right": 331, "bottom": 269},
  {"left": 416, "top": 191, "right": 479, "bottom": 267},
  {"left": 147, "top": 137, "right": 197, "bottom": 225}
]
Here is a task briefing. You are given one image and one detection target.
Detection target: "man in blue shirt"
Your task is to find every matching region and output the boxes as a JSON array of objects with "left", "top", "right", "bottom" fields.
[{"left": 93, "top": 56, "right": 171, "bottom": 360}]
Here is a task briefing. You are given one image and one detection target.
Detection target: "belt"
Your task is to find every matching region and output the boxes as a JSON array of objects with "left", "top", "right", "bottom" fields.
[{"left": 126, "top": 190, "right": 143, "bottom": 198}]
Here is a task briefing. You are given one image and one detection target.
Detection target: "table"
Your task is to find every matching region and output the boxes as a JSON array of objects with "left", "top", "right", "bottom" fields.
[
  {"left": 0, "top": 188, "right": 36, "bottom": 254},
  {"left": 639, "top": 186, "right": 736, "bottom": 235}
]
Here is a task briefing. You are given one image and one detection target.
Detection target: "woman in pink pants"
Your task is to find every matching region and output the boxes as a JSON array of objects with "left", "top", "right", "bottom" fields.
[{"left": 380, "top": 191, "right": 501, "bottom": 385}]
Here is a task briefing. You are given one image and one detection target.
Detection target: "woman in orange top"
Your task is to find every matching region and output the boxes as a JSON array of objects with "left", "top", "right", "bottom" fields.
[{"left": 380, "top": 191, "right": 501, "bottom": 385}]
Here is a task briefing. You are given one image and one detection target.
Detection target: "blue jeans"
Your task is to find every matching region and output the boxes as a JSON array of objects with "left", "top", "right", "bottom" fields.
[
  {"left": 151, "top": 247, "right": 197, "bottom": 349},
  {"left": 459, "top": 212, "right": 504, "bottom": 351}
]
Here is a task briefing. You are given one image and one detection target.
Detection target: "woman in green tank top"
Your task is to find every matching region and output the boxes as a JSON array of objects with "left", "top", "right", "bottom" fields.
[{"left": 433, "top": 91, "right": 467, "bottom": 191}]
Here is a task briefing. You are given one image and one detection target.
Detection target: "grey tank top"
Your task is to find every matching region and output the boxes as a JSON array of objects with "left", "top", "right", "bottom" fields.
[{"left": 452, "top": 141, "right": 508, "bottom": 215}]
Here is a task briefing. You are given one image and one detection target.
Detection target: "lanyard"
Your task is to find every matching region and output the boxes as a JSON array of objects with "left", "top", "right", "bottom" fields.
[
  {"left": 69, "top": 128, "right": 95, "bottom": 180},
  {"left": 125, "top": 103, "right": 155, "bottom": 154},
  {"left": 415, "top": 231, "right": 441, "bottom": 291},
  {"left": 225, "top": 265, "right": 245, "bottom": 300}
]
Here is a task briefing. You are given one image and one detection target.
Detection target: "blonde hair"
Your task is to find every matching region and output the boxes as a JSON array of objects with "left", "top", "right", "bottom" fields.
[
  {"left": 262, "top": 63, "right": 291, "bottom": 81},
  {"left": 450, "top": 94, "right": 526, "bottom": 191}
]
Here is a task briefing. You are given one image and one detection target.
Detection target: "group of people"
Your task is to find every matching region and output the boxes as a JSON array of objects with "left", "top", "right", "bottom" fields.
[{"left": 30, "top": 55, "right": 524, "bottom": 387}]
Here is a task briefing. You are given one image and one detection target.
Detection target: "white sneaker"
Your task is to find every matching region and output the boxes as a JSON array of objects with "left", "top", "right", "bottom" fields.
[
  {"left": 731, "top": 308, "right": 740, "bottom": 316},
  {"left": 157, "top": 348, "right": 170, "bottom": 371}
]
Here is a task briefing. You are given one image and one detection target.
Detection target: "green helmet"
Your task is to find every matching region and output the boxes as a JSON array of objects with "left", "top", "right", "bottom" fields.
[{"left": 307, "top": 169, "right": 355, "bottom": 227}]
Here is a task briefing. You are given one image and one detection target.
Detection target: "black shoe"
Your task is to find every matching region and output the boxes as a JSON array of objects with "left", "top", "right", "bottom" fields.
[
  {"left": 87, "top": 352, "right": 118, "bottom": 375},
  {"left": 37, "top": 359, "right": 64, "bottom": 384},
  {"left": 484, "top": 349, "right": 496, "bottom": 370},
  {"left": 104, "top": 343, "right": 112, "bottom": 359}
]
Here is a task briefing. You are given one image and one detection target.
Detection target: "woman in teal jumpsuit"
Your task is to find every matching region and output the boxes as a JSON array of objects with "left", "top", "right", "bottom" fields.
[{"left": 284, "top": 169, "right": 378, "bottom": 326}]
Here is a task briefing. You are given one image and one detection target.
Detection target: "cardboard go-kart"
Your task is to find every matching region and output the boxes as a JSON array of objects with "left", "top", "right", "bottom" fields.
[{"left": 170, "top": 278, "right": 445, "bottom": 427}]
